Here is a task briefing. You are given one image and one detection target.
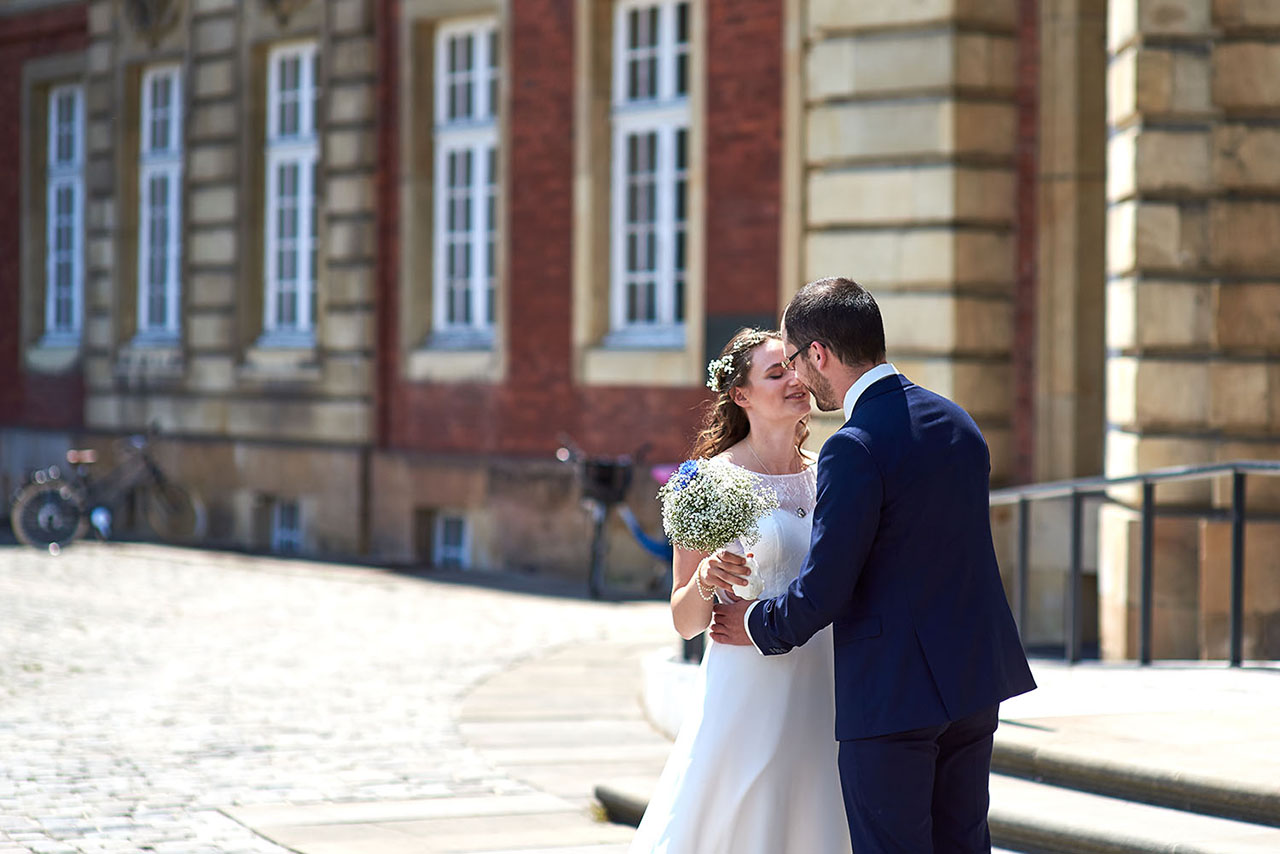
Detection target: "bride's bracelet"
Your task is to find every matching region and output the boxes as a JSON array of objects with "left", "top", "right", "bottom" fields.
[{"left": 695, "top": 570, "right": 717, "bottom": 601}]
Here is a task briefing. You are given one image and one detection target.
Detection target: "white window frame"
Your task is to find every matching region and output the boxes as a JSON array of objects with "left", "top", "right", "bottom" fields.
[
  {"left": 608, "top": 0, "right": 689, "bottom": 348},
  {"left": 137, "top": 64, "right": 184, "bottom": 341},
  {"left": 271, "top": 499, "right": 303, "bottom": 553},
  {"left": 263, "top": 41, "right": 319, "bottom": 345},
  {"left": 432, "top": 512, "right": 470, "bottom": 569},
  {"left": 432, "top": 17, "right": 499, "bottom": 346},
  {"left": 44, "top": 83, "right": 85, "bottom": 345}
]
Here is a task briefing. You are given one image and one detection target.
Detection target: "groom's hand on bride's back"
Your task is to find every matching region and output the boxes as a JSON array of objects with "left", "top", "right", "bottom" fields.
[{"left": 710, "top": 599, "right": 752, "bottom": 646}]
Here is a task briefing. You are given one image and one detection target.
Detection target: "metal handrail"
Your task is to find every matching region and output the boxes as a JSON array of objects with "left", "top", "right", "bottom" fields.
[{"left": 989, "top": 460, "right": 1280, "bottom": 667}]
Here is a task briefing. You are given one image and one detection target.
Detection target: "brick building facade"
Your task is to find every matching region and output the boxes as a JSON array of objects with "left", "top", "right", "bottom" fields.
[
  {"left": 0, "top": 3, "right": 88, "bottom": 471},
  {"left": 2, "top": 0, "right": 1278, "bottom": 658}
]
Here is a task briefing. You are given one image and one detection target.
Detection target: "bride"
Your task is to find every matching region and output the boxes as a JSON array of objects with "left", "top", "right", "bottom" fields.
[{"left": 628, "top": 328, "right": 852, "bottom": 854}]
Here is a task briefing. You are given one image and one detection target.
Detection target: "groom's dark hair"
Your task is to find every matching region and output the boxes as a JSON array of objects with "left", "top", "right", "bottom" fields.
[{"left": 783, "top": 277, "right": 886, "bottom": 367}]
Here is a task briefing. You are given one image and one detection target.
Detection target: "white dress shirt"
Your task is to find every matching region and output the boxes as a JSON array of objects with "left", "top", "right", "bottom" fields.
[{"left": 741, "top": 363, "right": 899, "bottom": 653}]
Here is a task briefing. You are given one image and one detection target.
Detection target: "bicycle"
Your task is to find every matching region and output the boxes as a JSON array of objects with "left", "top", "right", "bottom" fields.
[
  {"left": 8, "top": 429, "right": 206, "bottom": 551},
  {"left": 555, "top": 436, "right": 672, "bottom": 599}
]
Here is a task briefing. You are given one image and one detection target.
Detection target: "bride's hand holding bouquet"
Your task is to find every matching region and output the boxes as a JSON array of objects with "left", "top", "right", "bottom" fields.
[{"left": 658, "top": 458, "right": 779, "bottom": 600}]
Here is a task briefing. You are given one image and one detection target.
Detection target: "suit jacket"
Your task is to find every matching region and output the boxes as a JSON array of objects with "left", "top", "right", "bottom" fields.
[{"left": 747, "top": 374, "right": 1036, "bottom": 740}]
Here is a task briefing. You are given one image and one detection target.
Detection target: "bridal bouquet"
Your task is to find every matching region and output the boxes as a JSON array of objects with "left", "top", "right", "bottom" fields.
[{"left": 657, "top": 459, "right": 779, "bottom": 599}]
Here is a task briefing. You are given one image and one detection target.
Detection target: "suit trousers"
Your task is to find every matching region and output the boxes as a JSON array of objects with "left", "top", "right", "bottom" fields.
[{"left": 837, "top": 704, "right": 1000, "bottom": 854}]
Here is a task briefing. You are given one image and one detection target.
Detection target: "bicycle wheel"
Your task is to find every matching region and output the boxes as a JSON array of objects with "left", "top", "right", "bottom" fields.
[
  {"left": 143, "top": 481, "right": 206, "bottom": 542},
  {"left": 10, "top": 480, "right": 88, "bottom": 548}
]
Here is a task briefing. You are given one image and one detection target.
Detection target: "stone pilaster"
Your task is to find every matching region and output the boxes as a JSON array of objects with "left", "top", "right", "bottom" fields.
[
  {"left": 184, "top": 0, "right": 242, "bottom": 395},
  {"left": 1036, "top": 0, "right": 1106, "bottom": 483},
  {"left": 81, "top": 0, "right": 117, "bottom": 405},
  {"left": 799, "top": 1, "right": 1019, "bottom": 481},
  {"left": 318, "top": 0, "right": 377, "bottom": 400},
  {"left": 989, "top": 0, "right": 1109, "bottom": 654},
  {"left": 1102, "top": 0, "right": 1280, "bottom": 660}
]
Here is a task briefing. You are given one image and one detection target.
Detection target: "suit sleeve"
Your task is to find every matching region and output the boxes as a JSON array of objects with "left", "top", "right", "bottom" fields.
[{"left": 747, "top": 431, "right": 882, "bottom": 655}]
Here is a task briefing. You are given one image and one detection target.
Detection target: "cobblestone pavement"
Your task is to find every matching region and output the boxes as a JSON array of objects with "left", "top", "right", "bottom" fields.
[{"left": 0, "top": 541, "right": 667, "bottom": 853}]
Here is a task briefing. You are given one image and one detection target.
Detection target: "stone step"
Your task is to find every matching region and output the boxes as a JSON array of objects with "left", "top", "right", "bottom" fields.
[
  {"left": 597, "top": 773, "right": 1280, "bottom": 854},
  {"left": 988, "top": 773, "right": 1280, "bottom": 854},
  {"left": 991, "top": 717, "right": 1280, "bottom": 828},
  {"left": 595, "top": 779, "right": 1025, "bottom": 854}
]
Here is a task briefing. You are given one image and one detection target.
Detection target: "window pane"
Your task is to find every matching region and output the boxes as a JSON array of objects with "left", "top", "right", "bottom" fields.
[
  {"left": 58, "top": 91, "right": 74, "bottom": 126},
  {"left": 56, "top": 185, "right": 74, "bottom": 220},
  {"left": 462, "top": 36, "right": 473, "bottom": 75},
  {"left": 275, "top": 160, "right": 300, "bottom": 327},
  {"left": 624, "top": 4, "right": 662, "bottom": 101},
  {"left": 54, "top": 92, "right": 77, "bottom": 164},
  {"left": 278, "top": 56, "right": 301, "bottom": 136},
  {"left": 447, "top": 34, "right": 476, "bottom": 121},
  {"left": 488, "top": 29, "right": 499, "bottom": 118},
  {"left": 147, "top": 174, "right": 169, "bottom": 329},
  {"left": 674, "top": 258, "right": 685, "bottom": 322},
  {"left": 153, "top": 75, "right": 172, "bottom": 152},
  {"left": 485, "top": 145, "right": 496, "bottom": 325},
  {"left": 443, "top": 145, "right": 479, "bottom": 329}
]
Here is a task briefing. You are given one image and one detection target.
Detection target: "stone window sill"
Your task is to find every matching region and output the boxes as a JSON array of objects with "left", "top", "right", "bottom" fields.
[
  {"left": 405, "top": 334, "right": 501, "bottom": 384},
  {"left": 115, "top": 338, "right": 185, "bottom": 383},
  {"left": 24, "top": 339, "right": 81, "bottom": 374},
  {"left": 239, "top": 338, "right": 323, "bottom": 384},
  {"left": 581, "top": 341, "right": 699, "bottom": 387}
]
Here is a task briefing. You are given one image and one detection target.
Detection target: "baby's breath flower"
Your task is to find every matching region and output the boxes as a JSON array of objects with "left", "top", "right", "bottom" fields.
[
  {"left": 657, "top": 459, "right": 780, "bottom": 555},
  {"left": 705, "top": 356, "right": 735, "bottom": 392}
]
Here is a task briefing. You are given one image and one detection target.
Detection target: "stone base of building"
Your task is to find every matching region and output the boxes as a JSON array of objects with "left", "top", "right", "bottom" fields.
[
  {"left": 0, "top": 428, "right": 671, "bottom": 591},
  {"left": 1099, "top": 505, "right": 1280, "bottom": 662}
]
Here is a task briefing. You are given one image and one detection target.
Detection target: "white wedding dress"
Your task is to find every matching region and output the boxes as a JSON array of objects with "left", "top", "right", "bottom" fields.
[{"left": 629, "top": 465, "right": 852, "bottom": 854}]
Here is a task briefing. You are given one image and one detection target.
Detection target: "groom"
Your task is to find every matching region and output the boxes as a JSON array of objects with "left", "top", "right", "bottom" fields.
[{"left": 711, "top": 277, "right": 1036, "bottom": 853}]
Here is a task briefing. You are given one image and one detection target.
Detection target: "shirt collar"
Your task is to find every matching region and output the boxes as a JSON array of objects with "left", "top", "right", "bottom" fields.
[{"left": 842, "top": 363, "right": 899, "bottom": 421}]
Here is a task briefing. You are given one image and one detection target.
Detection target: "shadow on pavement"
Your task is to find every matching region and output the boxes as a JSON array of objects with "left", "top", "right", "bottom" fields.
[{"left": 0, "top": 520, "right": 667, "bottom": 604}]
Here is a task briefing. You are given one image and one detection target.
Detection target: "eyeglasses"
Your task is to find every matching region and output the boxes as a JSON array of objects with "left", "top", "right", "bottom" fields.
[{"left": 780, "top": 341, "right": 813, "bottom": 371}]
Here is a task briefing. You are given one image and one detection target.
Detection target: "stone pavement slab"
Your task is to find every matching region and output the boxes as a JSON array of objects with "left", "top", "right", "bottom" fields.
[
  {"left": 0, "top": 541, "right": 670, "bottom": 854},
  {"left": 233, "top": 637, "right": 673, "bottom": 853}
]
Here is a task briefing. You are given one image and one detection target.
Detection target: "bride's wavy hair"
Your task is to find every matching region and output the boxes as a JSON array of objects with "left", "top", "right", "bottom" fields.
[{"left": 689, "top": 327, "right": 810, "bottom": 461}]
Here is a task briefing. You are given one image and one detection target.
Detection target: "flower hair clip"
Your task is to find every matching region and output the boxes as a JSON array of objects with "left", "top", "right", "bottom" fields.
[{"left": 706, "top": 355, "right": 735, "bottom": 392}]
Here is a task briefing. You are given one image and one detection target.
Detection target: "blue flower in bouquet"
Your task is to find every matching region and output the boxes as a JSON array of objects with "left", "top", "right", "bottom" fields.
[
  {"left": 670, "top": 459, "right": 700, "bottom": 492},
  {"left": 656, "top": 458, "right": 780, "bottom": 555}
]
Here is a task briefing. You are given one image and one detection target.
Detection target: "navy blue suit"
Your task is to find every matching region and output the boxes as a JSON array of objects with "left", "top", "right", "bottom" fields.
[{"left": 747, "top": 373, "right": 1035, "bottom": 853}]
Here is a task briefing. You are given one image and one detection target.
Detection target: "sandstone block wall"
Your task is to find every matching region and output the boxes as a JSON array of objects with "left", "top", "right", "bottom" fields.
[
  {"left": 798, "top": 0, "right": 1021, "bottom": 482},
  {"left": 1102, "top": 0, "right": 1280, "bottom": 660}
]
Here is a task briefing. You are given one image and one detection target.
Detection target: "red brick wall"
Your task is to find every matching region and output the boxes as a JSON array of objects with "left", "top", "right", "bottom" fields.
[
  {"left": 0, "top": 3, "right": 88, "bottom": 430},
  {"left": 705, "top": 0, "right": 782, "bottom": 318},
  {"left": 374, "top": 0, "right": 399, "bottom": 449},
  {"left": 377, "top": 0, "right": 781, "bottom": 464}
]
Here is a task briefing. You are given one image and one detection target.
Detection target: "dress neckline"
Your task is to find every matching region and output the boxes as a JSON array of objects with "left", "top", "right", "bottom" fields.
[{"left": 723, "top": 460, "right": 815, "bottom": 479}]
